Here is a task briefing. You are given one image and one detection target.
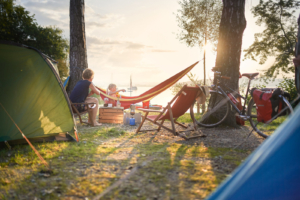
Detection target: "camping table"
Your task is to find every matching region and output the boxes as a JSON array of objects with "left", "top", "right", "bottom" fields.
[{"left": 99, "top": 107, "right": 124, "bottom": 124}]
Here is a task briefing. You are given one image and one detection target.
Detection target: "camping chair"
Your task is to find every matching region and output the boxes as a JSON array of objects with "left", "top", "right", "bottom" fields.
[
  {"left": 136, "top": 85, "right": 205, "bottom": 140},
  {"left": 69, "top": 99, "right": 96, "bottom": 124}
]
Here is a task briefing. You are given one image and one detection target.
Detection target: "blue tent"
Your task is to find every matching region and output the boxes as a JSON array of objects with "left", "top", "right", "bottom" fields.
[{"left": 206, "top": 106, "right": 300, "bottom": 200}]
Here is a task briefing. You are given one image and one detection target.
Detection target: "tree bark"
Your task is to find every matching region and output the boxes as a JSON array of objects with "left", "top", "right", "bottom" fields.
[
  {"left": 67, "top": 0, "right": 88, "bottom": 94},
  {"left": 295, "top": 14, "right": 300, "bottom": 94},
  {"left": 213, "top": 0, "right": 247, "bottom": 126},
  {"left": 202, "top": 36, "right": 207, "bottom": 114}
]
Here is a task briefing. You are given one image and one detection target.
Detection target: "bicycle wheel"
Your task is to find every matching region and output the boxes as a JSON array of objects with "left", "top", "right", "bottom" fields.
[
  {"left": 191, "top": 92, "right": 230, "bottom": 127},
  {"left": 247, "top": 97, "right": 293, "bottom": 138}
]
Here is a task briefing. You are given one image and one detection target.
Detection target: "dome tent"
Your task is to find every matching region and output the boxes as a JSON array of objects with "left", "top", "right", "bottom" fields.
[
  {"left": 0, "top": 41, "right": 76, "bottom": 145},
  {"left": 206, "top": 106, "right": 300, "bottom": 200}
]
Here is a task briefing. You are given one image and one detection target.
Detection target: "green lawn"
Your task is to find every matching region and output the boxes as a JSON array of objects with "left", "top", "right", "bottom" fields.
[{"left": 0, "top": 113, "right": 265, "bottom": 200}]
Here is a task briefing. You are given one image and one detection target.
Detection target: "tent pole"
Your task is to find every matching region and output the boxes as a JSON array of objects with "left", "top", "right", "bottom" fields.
[{"left": 0, "top": 102, "right": 50, "bottom": 170}]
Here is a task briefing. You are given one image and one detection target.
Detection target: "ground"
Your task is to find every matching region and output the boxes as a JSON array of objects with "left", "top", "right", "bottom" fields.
[{"left": 0, "top": 113, "right": 264, "bottom": 200}]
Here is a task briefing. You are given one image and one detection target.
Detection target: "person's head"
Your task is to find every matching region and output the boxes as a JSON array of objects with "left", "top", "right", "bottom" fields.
[
  {"left": 108, "top": 83, "right": 117, "bottom": 92},
  {"left": 82, "top": 68, "right": 94, "bottom": 80}
]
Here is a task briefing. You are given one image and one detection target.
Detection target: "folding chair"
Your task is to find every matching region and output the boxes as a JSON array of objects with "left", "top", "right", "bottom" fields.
[
  {"left": 136, "top": 85, "right": 205, "bottom": 140},
  {"left": 69, "top": 99, "right": 95, "bottom": 124}
]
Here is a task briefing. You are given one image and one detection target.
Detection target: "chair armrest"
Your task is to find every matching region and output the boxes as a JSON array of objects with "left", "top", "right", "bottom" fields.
[{"left": 137, "top": 108, "right": 164, "bottom": 113}]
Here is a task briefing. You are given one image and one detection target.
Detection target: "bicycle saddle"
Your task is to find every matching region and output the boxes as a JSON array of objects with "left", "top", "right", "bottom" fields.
[{"left": 242, "top": 72, "right": 259, "bottom": 79}]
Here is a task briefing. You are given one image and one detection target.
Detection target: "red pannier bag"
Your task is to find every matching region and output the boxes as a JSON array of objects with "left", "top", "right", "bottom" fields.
[
  {"left": 250, "top": 88, "right": 287, "bottom": 123},
  {"left": 251, "top": 89, "right": 274, "bottom": 123}
]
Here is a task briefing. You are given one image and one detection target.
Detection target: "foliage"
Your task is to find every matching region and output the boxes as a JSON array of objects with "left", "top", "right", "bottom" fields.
[
  {"left": 170, "top": 73, "right": 209, "bottom": 95},
  {"left": 0, "top": 0, "right": 69, "bottom": 80},
  {"left": 243, "top": 0, "right": 300, "bottom": 78},
  {"left": 277, "top": 77, "right": 298, "bottom": 101},
  {"left": 176, "top": 0, "right": 222, "bottom": 50}
]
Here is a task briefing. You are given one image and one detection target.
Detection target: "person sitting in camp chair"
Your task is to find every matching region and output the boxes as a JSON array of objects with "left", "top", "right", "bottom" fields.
[{"left": 69, "top": 68, "right": 102, "bottom": 126}]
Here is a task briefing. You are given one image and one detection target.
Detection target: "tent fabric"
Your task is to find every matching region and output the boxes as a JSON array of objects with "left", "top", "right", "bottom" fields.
[
  {"left": 97, "top": 61, "right": 199, "bottom": 109},
  {"left": 0, "top": 41, "right": 75, "bottom": 142},
  {"left": 206, "top": 105, "right": 300, "bottom": 200}
]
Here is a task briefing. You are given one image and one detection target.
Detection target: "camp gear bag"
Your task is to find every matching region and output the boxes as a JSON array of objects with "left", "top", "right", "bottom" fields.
[
  {"left": 271, "top": 88, "right": 291, "bottom": 116},
  {"left": 251, "top": 88, "right": 288, "bottom": 123},
  {"left": 251, "top": 89, "right": 273, "bottom": 123}
]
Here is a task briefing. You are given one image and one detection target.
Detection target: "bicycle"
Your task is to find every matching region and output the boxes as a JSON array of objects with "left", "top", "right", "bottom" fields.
[{"left": 190, "top": 69, "right": 294, "bottom": 138}]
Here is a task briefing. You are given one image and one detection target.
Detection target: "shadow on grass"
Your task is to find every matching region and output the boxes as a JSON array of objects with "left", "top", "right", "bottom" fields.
[{"left": 0, "top": 113, "right": 263, "bottom": 200}]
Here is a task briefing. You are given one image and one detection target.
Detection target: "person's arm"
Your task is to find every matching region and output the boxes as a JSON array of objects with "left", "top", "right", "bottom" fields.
[
  {"left": 293, "top": 55, "right": 300, "bottom": 67},
  {"left": 89, "top": 83, "right": 101, "bottom": 96},
  {"left": 87, "top": 90, "right": 94, "bottom": 97},
  {"left": 108, "top": 89, "right": 126, "bottom": 95},
  {"left": 117, "top": 89, "right": 126, "bottom": 93}
]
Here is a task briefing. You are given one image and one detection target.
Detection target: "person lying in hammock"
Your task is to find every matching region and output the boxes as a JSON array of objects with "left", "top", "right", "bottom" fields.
[{"left": 69, "top": 69, "right": 102, "bottom": 126}]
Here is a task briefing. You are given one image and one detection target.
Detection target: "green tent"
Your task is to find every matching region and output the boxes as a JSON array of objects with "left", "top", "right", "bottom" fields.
[{"left": 0, "top": 41, "right": 76, "bottom": 145}]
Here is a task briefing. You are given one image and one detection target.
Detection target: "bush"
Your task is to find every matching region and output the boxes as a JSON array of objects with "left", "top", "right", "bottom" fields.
[
  {"left": 277, "top": 77, "right": 297, "bottom": 100},
  {"left": 170, "top": 73, "right": 211, "bottom": 95},
  {"left": 277, "top": 77, "right": 299, "bottom": 107}
]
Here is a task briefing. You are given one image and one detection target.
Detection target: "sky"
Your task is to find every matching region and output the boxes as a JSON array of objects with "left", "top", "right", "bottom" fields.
[{"left": 16, "top": 0, "right": 297, "bottom": 87}]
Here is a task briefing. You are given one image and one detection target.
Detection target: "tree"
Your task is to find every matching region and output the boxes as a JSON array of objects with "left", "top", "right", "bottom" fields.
[
  {"left": 177, "top": 0, "right": 222, "bottom": 112},
  {"left": 177, "top": 0, "right": 222, "bottom": 84},
  {"left": 0, "top": 0, "right": 69, "bottom": 80},
  {"left": 211, "top": 0, "right": 247, "bottom": 126},
  {"left": 67, "top": 0, "right": 88, "bottom": 94},
  {"left": 295, "top": 14, "right": 300, "bottom": 93},
  {"left": 0, "top": 0, "right": 36, "bottom": 43},
  {"left": 244, "top": 0, "right": 300, "bottom": 78}
]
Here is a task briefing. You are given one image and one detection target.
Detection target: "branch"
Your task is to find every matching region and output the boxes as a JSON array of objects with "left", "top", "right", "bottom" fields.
[{"left": 279, "top": 5, "right": 294, "bottom": 53}]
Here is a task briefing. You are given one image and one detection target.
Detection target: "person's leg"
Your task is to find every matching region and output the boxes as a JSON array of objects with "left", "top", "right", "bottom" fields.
[{"left": 85, "top": 97, "right": 101, "bottom": 126}]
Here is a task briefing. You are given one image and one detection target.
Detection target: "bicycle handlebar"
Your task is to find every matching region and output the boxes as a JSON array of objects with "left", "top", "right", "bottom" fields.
[{"left": 212, "top": 67, "right": 231, "bottom": 80}]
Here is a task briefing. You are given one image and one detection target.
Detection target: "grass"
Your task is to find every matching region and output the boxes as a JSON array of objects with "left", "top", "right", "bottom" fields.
[
  {"left": 245, "top": 106, "right": 290, "bottom": 136},
  {"left": 0, "top": 113, "right": 264, "bottom": 199}
]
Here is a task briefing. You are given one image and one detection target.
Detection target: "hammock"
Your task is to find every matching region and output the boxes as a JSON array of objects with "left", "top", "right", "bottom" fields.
[{"left": 96, "top": 61, "right": 199, "bottom": 109}]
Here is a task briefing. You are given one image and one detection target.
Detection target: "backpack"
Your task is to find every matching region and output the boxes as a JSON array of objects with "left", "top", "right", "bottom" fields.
[{"left": 250, "top": 88, "right": 289, "bottom": 123}]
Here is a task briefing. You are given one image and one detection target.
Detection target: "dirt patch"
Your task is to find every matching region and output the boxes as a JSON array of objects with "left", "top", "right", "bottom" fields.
[{"left": 133, "top": 120, "right": 264, "bottom": 149}]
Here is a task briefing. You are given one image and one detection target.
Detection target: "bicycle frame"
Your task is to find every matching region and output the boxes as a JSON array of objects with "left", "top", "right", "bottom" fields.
[
  {"left": 211, "top": 86, "right": 243, "bottom": 115},
  {"left": 222, "top": 77, "right": 253, "bottom": 115},
  {"left": 210, "top": 72, "right": 254, "bottom": 118}
]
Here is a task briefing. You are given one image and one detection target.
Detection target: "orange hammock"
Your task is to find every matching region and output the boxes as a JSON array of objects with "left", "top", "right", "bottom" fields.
[{"left": 96, "top": 61, "right": 199, "bottom": 109}]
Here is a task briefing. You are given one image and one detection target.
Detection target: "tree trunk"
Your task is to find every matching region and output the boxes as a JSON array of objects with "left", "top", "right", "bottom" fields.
[
  {"left": 202, "top": 36, "right": 207, "bottom": 114},
  {"left": 211, "top": 0, "right": 247, "bottom": 126},
  {"left": 67, "top": 0, "right": 88, "bottom": 94},
  {"left": 295, "top": 14, "right": 300, "bottom": 94}
]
